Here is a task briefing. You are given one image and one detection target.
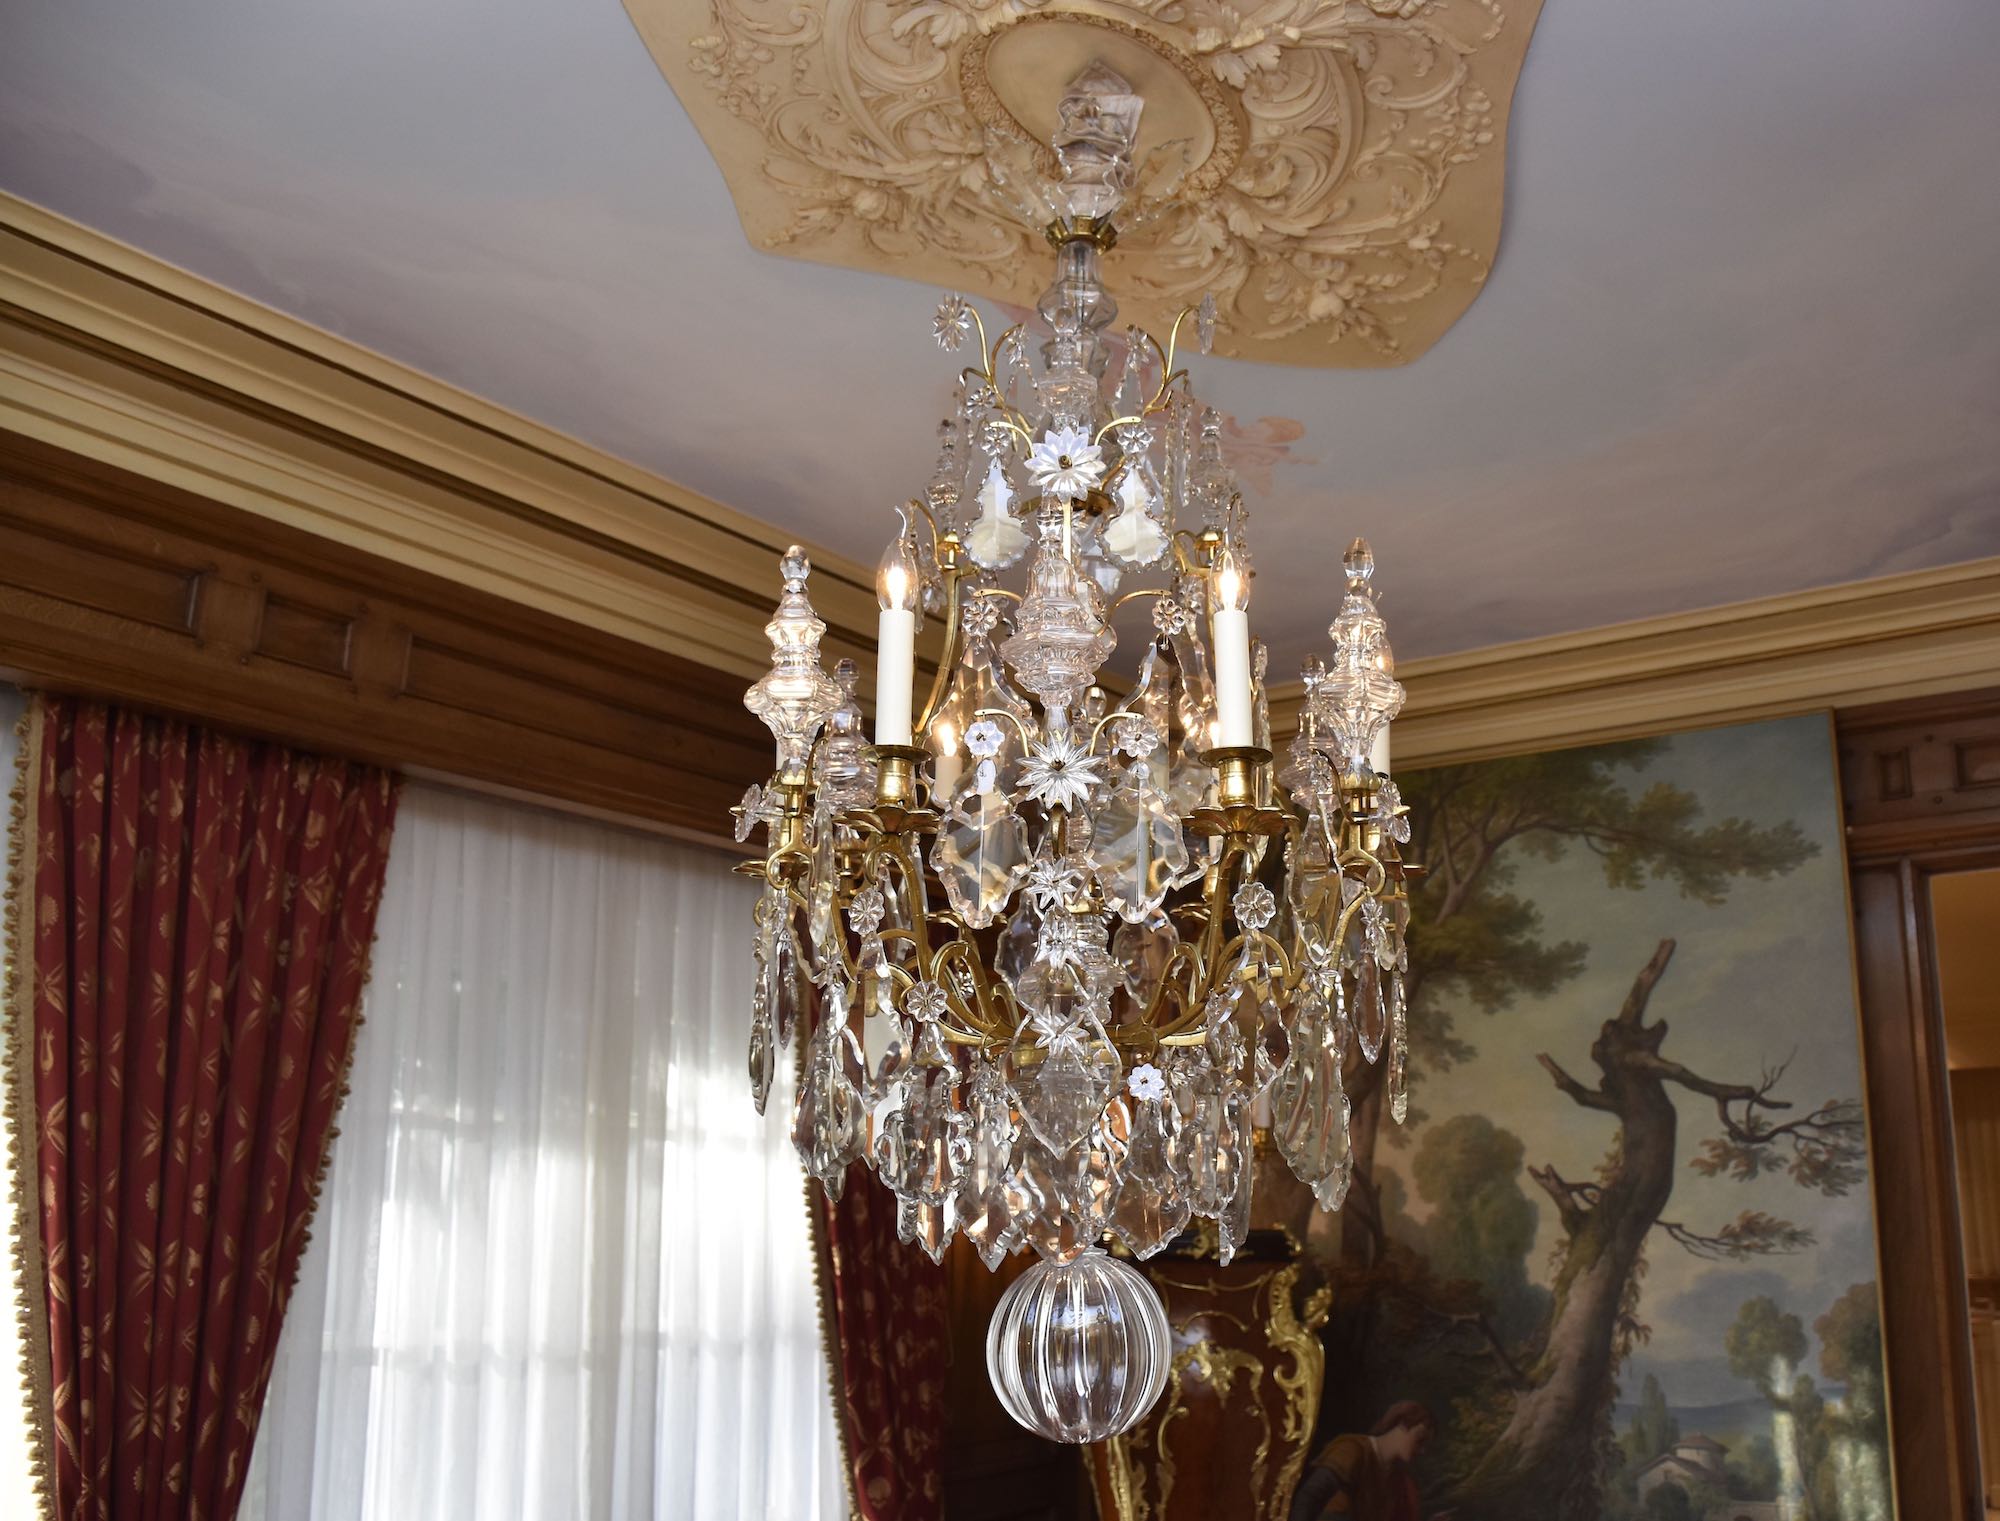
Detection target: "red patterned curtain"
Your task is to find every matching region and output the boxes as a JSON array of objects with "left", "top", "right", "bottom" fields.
[
  {"left": 821, "top": 1166, "right": 949, "bottom": 1520},
  {"left": 18, "top": 696, "right": 398, "bottom": 1519}
]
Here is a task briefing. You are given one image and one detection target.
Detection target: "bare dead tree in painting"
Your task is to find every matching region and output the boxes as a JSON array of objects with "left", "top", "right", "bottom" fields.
[
  {"left": 1313, "top": 741, "right": 1865, "bottom": 1520},
  {"left": 1456, "top": 939, "right": 1866, "bottom": 1517},
  {"left": 1340, "top": 741, "right": 1820, "bottom": 1264}
]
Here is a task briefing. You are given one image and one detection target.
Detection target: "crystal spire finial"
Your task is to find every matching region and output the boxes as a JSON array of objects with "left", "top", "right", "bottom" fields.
[
  {"left": 744, "top": 546, "right": 843, "bottom": 781},
  {"left": 1312, "top": 539, "right": 1404, "bottom": 767}
]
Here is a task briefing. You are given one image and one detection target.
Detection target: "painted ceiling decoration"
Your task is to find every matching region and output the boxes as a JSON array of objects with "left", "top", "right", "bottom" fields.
[{"left": 628, "top": 0, "right": 1545, "bottom": 367}]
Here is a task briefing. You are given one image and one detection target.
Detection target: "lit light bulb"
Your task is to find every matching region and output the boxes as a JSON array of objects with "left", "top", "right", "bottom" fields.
[
  {"left": 878, "top": 535, "right": 921, "bottom": 614},
  {"left": 1212, "top": 546, "right": 1250, "bottom": 614}
]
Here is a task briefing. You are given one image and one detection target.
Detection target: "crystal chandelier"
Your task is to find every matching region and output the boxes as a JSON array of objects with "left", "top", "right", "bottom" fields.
[{"left": 737, "top": 63, "right": 1417, "bottom": 1444}]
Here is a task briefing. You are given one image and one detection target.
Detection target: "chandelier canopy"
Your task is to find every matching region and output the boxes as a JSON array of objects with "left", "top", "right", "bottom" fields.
[{"left": 737, "top": 63, "right": 1417, "bottom": 1443}]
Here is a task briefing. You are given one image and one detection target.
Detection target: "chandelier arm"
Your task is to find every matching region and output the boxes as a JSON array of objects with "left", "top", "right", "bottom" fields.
[
  {"left": 1107, "top": 586, "right": 1165, "bottom": 617},
  {"left": 931, "top": 936, "right": 1010, "bottom": 1042},
  {"left": 1130, "top": 943, "right": 1202, "bottom": 1040},
  {"left": 1185, "top": 841, "right": 1248, "bottom": 1003},
  {"left": 966, "top": 304, "right": 990, "bottom": 369},
  {"left": 1093, "top": 413, "right": 1144, "bottom": 446},
  {"left": 913, "top": 554, "right": 968, "bottom": 737},
  {"left": 891, "top": 836, "right": 938, "bottom": 968},
  {"left": 975, "top": 319, "right": 1037, "bottom": 445},
  {"left": 1133, "top": 326, "right": 1173, "bottom": 415},
  {"left": 1327, "top": 875, "right": 1374, "bottom": 950},
  {"left": 904, "top": 493, "right": 940, "bottom": 546},
  {"left": 1169, "top": 528, "right": 1215, "bottom": 579}
]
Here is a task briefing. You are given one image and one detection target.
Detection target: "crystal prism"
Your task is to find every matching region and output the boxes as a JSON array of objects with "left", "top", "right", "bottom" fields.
[
  {"left": 1216, "top": 1083, "right": 1252, "bottom": 1265},
  {"left": 1017, "top": 1042, "right": 1117, "bottom": 1154},
  {"left": 747, "top": 1008, "right": 775, "bottom": 1117},
  {"left": 792, "top": 995, "right": 869, "bottom": 1196},
  {"left": 1093, "top": 762, "right": 1189, "bottom": 922},
  {"left": 932, "top": 791, "right": 1030, "bottom": 928},
  {"left": 1111, "top": 914, "right": 1178, "bottom": 1014},
  {"left": 1108, "top": 1095, "right": 1189, "bottom": 1258}
]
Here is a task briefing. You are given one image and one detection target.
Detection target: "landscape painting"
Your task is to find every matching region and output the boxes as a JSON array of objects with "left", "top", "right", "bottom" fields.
[{"left": 1295, "top": 715, "right": 1893, "bottom": 1521}]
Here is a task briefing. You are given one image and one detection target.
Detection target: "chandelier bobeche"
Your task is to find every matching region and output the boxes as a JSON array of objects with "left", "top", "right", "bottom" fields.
[{"left": 737, "top": 63, "right": 1416, "bottom": 1444}]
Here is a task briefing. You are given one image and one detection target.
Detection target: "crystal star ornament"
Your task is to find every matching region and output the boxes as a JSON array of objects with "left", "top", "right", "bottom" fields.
[
  {"left": 1026, "top": 425, "right": 1106, "bottom": 504},
  {"left": 1020, "top": 727, "right": 1105, "bottom": 811},
  {"left": 1024, "top": 850, "right": 1088, "bottom": 912},
  {"left": 934, "top": 293, "right": 973, "bottom": 351}
]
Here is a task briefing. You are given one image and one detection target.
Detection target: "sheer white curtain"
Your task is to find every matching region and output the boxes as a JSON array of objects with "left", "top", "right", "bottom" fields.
[{"left": 244, "top": 785, "right": 846, "bottom": 1521}]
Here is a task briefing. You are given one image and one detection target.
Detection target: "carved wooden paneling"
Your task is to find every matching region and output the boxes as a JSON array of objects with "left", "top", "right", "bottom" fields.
[
  {"left": 1837, "top": 688, "right": 2000, "bottom": 1521},
  {"left": 0, "top": 429, "right": 765, "bottom": 843},
  {"left": 1840, "top": 686, "right": 2000, "bottom": 861}
]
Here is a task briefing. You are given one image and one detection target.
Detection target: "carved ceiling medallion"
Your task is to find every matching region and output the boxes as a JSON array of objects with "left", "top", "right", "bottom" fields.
[{"left": 627, "top": 0, "right": 1545, "bottom": 366}]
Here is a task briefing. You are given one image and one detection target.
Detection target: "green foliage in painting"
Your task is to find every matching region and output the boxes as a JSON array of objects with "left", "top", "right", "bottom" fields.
[{"left": 1306, "top": 725, "right": 1891, "bottom": 1521}]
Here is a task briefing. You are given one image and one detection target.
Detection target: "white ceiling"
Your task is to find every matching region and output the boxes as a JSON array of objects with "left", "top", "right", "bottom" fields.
[{"left": 3, "top": 0, "right": 1997, "bottom": 673}]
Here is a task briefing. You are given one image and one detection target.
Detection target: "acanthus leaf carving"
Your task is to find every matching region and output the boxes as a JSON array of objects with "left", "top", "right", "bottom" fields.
[{"left": 637, "top": 0, "right": 1544, "bottom": 366}]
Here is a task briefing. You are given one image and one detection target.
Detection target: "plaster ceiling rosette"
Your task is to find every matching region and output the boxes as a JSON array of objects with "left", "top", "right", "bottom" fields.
[{"left": 629, "top": 0, "right": 1544, "bottom": 367}]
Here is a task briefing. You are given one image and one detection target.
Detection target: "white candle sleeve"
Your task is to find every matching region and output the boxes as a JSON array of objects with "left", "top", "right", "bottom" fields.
[
  {"left": 875, "top": 608, "right": 916, "bottom": 746},
  {"left": 1370, "top": 726, "right": 1391, "bottom": 778},
  {"left": 1211, "top": 607, "right": 1253, "bottom": 748},
  {"left": 932, "top": 745, "right": 963, "bottom": 801}
]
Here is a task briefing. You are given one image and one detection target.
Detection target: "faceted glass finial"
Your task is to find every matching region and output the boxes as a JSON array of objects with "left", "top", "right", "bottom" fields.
[
  {"left": 1000, "top": 520, "right": 1117, "bottom": 711},
  {"left": 1311, "top": 542, "right": 1404, "bottom": 766},
  {"left": 744, "top": 546, "right": 844, "bottom": 780},
  {"left": 814, "top": 658, "right": 877, "bottom": 812},
  {"left": 1052, "top": 63, "right": 1144, "bottom": 224},
  {"left": 1344, "top": 537, "right": 1375, "bottom": 587}
]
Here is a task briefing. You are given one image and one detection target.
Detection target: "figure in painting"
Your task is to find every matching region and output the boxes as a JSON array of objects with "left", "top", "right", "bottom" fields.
[{"left": 1288, "top": 1402, "right": 1445, "bottom": 1521}]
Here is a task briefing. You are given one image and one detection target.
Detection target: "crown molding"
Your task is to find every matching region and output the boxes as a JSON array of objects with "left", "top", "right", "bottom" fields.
[
  {"left": 0, "top": 191, "right": 878, "bottom": 684},
  {"left": 1270, "top": 557, "right": 2000, "bottom": 766},
  {"left": 5, "top": 195, "right": 1997, "bottom": 771}
]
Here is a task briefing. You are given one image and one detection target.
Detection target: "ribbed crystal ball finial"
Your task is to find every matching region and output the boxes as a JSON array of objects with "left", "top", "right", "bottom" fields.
[{"left": 985, "top": 1249, "right": 1172, "bottom": 1443}]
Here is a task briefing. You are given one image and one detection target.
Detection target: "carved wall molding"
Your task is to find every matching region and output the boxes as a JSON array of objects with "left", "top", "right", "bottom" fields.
[{"left": 628, "top": 0, "right": 1546, "bottom": 367}]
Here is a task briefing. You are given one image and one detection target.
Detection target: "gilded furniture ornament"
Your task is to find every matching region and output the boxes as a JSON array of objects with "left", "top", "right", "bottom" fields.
[
  {"left": 627, "top": 0, "right": 1546, "bottom": 366},
  {"left": 1092, "top": 1235, "right": 1333, "bottom": 1520}
]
